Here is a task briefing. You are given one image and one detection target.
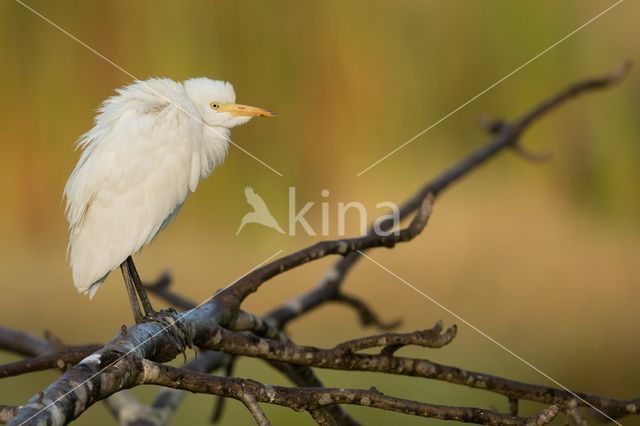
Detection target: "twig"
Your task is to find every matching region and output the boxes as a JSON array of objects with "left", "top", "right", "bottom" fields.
[
  {"left": 511, "top": 143, "right": 552, "bottom": 163},
  {"left": 141, "top": 360, "right": 545, "bottom": 425},
  {"left": 210, "top": 354, "right": 236, "bottom": 423},
  {"left": 215, "top": 195, "right": 433, "bottom": 308},
  {"left": 6, "top": 64, "right": 632, "bottom": 426},
  {"left": 565, "top": 399, "right": 589, "bottom": 426},
  {"left": 239, "top": 391, "right": 271, "bottom": 426},
  {"left": 103, "top": 303, "right": 353, "bottom": 425},
  {"left": 0, "top": 406, "right": 19, "bottom": 424},
  {"left": 509, "top": 397, "right": 519, "bottom": 416},
  {"left": 104, "top": 392, "right": 164, "bottom": 426},
  {"left": 330, "top": 292, "right": 401, "bottom": 330},
  {"left": 0, "top": 327, "right": 51, "bottom": 358},
  {"left": 227, "top": 311, "right": 357, "bottom": 425},
  {"left": 525, "top": 404, "right": 560, "bottom": 426},
  {"left": 264, "top": 62, "right": 632, "bottom": 329},
  {"left": 199, "top": 324, "right": 640, "bottom": 416},
  {"left": 0, "top": 345, "right": 101, "bottom": 379},
  {"left": 144, "top": 273, "right": 195, "bottom": 311},
  {"left": 333, "top": 320, "right": 456, "bottom": 353}
]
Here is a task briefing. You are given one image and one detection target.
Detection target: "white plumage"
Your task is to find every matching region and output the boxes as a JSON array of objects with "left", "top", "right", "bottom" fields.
[{"left": 65, "top": 77, "right": 273, "bottom": 299}]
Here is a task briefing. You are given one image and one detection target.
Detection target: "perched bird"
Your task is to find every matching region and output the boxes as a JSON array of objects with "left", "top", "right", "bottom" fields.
[
  {"left": 64, "top": 77, "right": 274, "bottom": 322},
  {"left": 236, "top": 186, "right": 285, "bottom": 235}
]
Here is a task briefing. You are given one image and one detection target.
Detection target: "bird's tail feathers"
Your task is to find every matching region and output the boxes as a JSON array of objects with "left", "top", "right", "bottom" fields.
[
  {"left": 75, "top": 273, "right": 108, "bottom": 300},
  {"left": 85, "top": 280, "right": 104, "bottom": 300}
]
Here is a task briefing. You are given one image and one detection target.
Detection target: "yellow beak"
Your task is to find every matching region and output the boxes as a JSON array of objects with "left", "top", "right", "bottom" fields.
[{"left": 220, "top": 103, "right": 275, "bottom": 117}]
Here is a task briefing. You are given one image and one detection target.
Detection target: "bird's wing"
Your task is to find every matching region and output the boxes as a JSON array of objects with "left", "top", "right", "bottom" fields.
[
  {"left": 64, "top": 79, "right": 203, "bottom": 294},
  {"left": 244, "top": 186, "right": 270, "bottom": 212}
]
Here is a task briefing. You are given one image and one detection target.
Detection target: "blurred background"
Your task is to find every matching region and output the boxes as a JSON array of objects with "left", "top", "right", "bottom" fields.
[{"left": 1, "top": 1, "right": 639, "bottom": 424}]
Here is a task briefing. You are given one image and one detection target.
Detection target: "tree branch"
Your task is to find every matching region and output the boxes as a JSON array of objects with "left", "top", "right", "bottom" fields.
[
  {"left": 264, "top": 61, "right": 632, "bottom": 329},
  {"left": 214, "top": 195, "right": 433, "bottom": 309},
  {"left": 330, "top": 292, "right": 401, "bottom": 330},
  {"left": 0, "top": 406, "right": 18, "bottom": 425},
  {"left": 145, "top": 282, "right": 360, "bottom": 424},
  {"left": 5, "top": 63, "right": 632, "bottom": 426},
  {"left": 0, "top": 327, "right": 52, "bottom": 358},
  {"left": 198, "top": 323, "right": 640, "bottom": 416},
  {"left": 239, "top": 391, "right": 270, "bottom": 426},
  {"left": 140, "top": 360, "right": 559, "bottom": 425},
  {"left": 0, "top": 345, "right": 101, "bottom": 379}
]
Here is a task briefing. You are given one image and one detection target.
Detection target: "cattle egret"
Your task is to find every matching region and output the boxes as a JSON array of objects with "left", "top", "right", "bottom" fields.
[{"left": 64, "top": 78, "right": 274, "bottom": 322}]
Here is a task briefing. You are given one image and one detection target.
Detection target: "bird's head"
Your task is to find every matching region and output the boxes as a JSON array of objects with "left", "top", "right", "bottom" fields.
[{"left": 183, "top": 78, "right": 274, "bottom": 128}]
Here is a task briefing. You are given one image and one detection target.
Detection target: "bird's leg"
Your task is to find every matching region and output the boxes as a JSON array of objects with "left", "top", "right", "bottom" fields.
[
  {"left": 120, "top": 259, "right": 147, "bottom": 323},
  {"left": 121, "top": 258, "right": 191, "bottom": 351},
  {"left": 124, "top": 256, "right": 156, "bottom": 317}
]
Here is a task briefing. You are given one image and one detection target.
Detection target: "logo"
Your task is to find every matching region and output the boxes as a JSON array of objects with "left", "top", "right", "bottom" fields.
[
  {"left": 236, "top": 187, "right": 400, "bottom": 237},
  {"left": 236, "top": 187, "right": 285, "bottom": 235}
]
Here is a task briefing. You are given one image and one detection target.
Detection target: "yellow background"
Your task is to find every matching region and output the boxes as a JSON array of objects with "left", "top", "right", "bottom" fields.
[{"left": 0, "top": 1, "right": 639, "bottom": 424}]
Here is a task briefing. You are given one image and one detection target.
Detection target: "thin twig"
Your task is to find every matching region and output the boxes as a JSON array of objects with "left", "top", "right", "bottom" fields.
[
  {"left": 0, "top": 345, "right": 101, "bottom": 379},
  {"left": 199, "top": 324, "right": 640, "bottom": 416},
  {"left": 0, "top": 327, "right": 51, "bottom": 358},
  {"left": 0, "top": 406, "right": 19, "bottom": 424},
  {"left": 525, "top": 404, "right": 560, "bottom": 426},
  {"left": 6, "top": 64, "right": 632, "bottom": 426},
  {"left": 565, "top": 399, "right": 589, "bottom": 426},
  {"left": 239, "top": 391, "right": 271, "bottom": 426},
  {"left": 330, "top": 292, "right": 401, "bottom": 330},
  {"left": 264, "top": 62, "right": 632, "bottom": 329},
  {"left": 141, "top": 360, "right": 542, "bottom": 425},
  {"left": 215, "top": 195, "right": 433, "bottom": 308},
  {"left": 333, "top": 320, "right": 456, "bottom": 353}
]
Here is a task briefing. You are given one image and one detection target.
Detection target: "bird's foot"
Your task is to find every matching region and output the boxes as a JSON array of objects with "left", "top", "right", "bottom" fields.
[{"left": 139, "top": 308, "right": 193, "bottom": 352}]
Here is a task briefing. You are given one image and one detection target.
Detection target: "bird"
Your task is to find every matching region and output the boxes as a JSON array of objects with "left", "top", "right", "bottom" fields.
[
  {"left": 236, "top": 186, "right": 285, "bottom": 235},
  {"left": 64, "top": 77, "right": 274, "bottom": 323}
]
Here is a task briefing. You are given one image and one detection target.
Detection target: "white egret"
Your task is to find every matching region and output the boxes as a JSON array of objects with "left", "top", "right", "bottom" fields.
[{"left": 64, "top": 77, "right": 274, "bottom": 322}]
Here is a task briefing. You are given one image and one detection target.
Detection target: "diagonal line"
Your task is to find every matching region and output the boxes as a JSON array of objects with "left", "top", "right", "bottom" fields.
[
  {"left": 357, "top": 250, "right": 623, "bottom": 425},
  {"left": 14, "top": 0, "right": 284, "bottom": 177},
  {"left": 18, "top": 250, "right": 284, "bottom": 425},
  {"left": 356, "top": 0, "right": 624, "bottom": 177}
]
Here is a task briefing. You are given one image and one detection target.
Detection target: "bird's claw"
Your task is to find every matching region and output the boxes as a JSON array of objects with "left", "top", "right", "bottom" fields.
[{"left": 138, "top": 309, "right": 194, "bottom": 353}]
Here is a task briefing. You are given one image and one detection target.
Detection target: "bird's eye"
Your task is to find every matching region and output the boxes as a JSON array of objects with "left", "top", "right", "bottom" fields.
[{"left": 210, "top": 102, "right": 220, "bottom": 110}]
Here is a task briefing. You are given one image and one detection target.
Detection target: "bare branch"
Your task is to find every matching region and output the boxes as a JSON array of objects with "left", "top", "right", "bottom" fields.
[
  {"left": 239, "top": 391, "right": 271, "bottom": 426},
  {"left": 0, "top": 406, "right": 18, "bottom": 424},
  {"left": 215, "top": 195, "right": 433, "bottom": 308},
  {"left": 104, "top": 392, "right": 165, "bottom": 426},
  {"left": 0, "top": 345, "right": 100, "bottom": 379},
  {"left": 199, "top": 324, "right": 640, "bottom": 416},
  {"left": 210, "top": 354, "right": 236, "bottom": 423},
  {"left": 145, "top": 273, "right": 358, "bottom": 424},
  {"left": 526, "top": 404, "right": 560, "bottom": 426},
  {"left": 564, "top": 399, "right": 589, "bottom": 426},
  {"left": 5, "top": 63, "right": 632, "bottom": 426},
  {"left": 510, "top": 143, "right": 552, "bottom": 163},
  {"left": 330, "top": 292, "right": 401, "bottom": 330},
  {"left": 265, "top": 62, "right": 632, "bottom": 329},
  {"left": 227, "top": 311, "right": 357, "bottom": 425},
  {"left": 144, "top": 273, "right": 195, "bottom": 311},
  {"left": 333, "top": 320, "right": 456, "bottom": 353},
  {"left": 0, "top": 327, "right": 51, "bottom": 358},
  {"left": 509, "top": 397, "right": 519, "bottom": 416},
  {"left": 141, "top": 360, "right": 549, "bottom": 425}
]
